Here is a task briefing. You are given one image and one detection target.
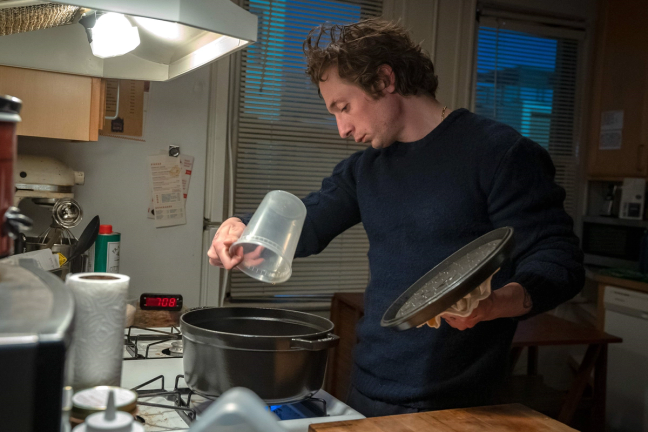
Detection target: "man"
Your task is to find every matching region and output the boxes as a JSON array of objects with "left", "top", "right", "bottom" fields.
[{"left": 208, "top": 19, "right": 584, "bottom": 416}]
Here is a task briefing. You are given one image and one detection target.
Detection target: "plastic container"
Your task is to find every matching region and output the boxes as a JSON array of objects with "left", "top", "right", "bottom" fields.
[
  {"left": 230, "top": 190, "right": 306, "bottom": 284},
  {"left": 91, "top": 225, "right": 120, "bottom": 273},
  {"left": 189, "top": 387, "right": 284, "bottom": 432}
]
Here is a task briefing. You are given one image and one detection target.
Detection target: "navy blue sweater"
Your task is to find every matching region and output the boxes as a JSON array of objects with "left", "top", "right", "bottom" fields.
[{"left": 246, "top": 109, "right": 584, "bottom": 409}]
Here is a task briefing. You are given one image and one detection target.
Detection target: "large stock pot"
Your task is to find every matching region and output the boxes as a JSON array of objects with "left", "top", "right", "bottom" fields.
[{"left": 180, "top": 307, "right": 339, "bottom": 404}]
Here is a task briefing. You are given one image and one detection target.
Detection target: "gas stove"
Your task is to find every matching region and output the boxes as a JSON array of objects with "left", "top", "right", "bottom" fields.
[
  {"left": 120, "top": 328, "right": 364, "bottom": 431},
  {"left": 124, "top": 326, "right": 182, "bottom": 359}
]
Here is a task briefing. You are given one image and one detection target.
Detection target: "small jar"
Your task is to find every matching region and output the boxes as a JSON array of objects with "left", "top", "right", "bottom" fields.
[{"left": 70, "top": 386, "right": 138, "bottom": 426}]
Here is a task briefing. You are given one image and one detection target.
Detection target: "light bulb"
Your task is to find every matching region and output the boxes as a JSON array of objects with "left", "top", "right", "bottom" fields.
[{"left": 91, "top": 12, "right": 140, "bottom": 59}]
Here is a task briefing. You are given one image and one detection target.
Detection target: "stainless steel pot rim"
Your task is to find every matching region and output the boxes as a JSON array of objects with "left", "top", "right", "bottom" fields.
[
  {"left": 182, "top": 333, "right": 313, "bottom": 352},
  {"left": 180, "top": 307, "right": 334, "bottom": 339}
]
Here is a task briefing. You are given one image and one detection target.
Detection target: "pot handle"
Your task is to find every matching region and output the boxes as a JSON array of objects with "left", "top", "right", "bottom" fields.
[{"left": 290, "top": 333, "right": 339, "bottom": 351}]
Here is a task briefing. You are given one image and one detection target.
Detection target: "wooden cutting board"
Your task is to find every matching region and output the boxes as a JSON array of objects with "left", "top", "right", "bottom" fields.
[{"left": 309, "top": 403, "right": 576, "bottom": 431}]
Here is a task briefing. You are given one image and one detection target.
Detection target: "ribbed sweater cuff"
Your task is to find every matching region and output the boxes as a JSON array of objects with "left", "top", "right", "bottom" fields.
[{"left": 513, "top": 271, "right": 557, "bottom": 320}]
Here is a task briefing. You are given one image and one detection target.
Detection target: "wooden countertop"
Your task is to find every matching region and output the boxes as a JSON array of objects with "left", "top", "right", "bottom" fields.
[{"left": 309, "top": 403, "right": 575, "bottom": 431}]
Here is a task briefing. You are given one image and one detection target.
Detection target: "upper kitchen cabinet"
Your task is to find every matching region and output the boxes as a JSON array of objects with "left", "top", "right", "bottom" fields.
[
  {"left": 0, "top": 66, "right": 105, "bottom": 141},
  {"left": 587, "top": 0, "right": 648, "bottom": 178}
]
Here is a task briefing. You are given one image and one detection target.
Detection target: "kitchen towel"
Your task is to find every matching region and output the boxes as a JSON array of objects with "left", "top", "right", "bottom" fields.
[
  {"left": 421, "top": 270, "right": 498, "bottom": 329},
  {"left": 66, "top": 273, "right": 129, "bottom": 390}
]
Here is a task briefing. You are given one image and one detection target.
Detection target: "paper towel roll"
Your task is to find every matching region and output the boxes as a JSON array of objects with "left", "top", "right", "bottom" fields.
[{"left": 66, "top": 273, "right": 129, "bottom": 390}]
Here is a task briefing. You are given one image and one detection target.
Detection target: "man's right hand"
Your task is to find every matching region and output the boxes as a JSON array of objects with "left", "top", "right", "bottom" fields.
[{"left": 207, "top": 217, "right": 246, "bottom": 269}]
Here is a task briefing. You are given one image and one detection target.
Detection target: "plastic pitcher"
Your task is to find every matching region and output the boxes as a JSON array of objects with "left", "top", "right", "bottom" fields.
[{"left": 230, "top": 190, "right": 307, "bottom": 284}]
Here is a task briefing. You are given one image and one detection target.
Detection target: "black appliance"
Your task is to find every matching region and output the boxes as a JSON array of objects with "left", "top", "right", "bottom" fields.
[
  {"left": 582, "top": 217, "right": 648, "bottom": 270},
  {"left": 0, "top": 263, "right": 74, "bottom": 431}
]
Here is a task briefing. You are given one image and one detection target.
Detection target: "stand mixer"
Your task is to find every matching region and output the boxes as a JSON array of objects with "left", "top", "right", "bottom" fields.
[
  {"left": 14, "top": 155, "right": 87, "bottom": 277},
  {"left": 14, "top": 154, "right": 85, "bottom": 207}
]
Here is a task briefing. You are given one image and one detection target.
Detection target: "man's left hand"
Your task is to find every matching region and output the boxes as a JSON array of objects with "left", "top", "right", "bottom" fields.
[
  {"left": 441, "top": 282, "right": 531, "bottom": 330},
  {"left": 441, "top": 294, "right": 496, "bottom": 330}
]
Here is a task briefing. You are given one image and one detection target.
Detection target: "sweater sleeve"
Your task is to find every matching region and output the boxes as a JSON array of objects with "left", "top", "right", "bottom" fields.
[
  {"left": 487, "top": 137, "right": 584, "bottom": 318},
  {"left": 238, "top": 151, "right": 363, "bottom": 258},
  {"left": 294, "top": 151, "right": 363, "bottom": 257}
]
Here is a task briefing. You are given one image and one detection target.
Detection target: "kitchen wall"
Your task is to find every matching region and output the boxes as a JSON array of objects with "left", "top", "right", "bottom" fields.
[{"left": 17, "top": 65, "right": 212, "bottom": 307}]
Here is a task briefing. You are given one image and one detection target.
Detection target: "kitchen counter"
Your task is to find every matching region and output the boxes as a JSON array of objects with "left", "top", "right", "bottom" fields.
[
  {"left": 586, "top": 268, "right": 648, "bottom": 294},
  {"left": 585, "top": 268, "right": 648, "bottom": 330},
  {"left": 308, "top": 403, "right": 575, "bottom": 431}
]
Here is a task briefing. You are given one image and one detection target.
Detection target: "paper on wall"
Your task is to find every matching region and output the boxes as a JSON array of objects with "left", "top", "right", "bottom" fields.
[
  {"left": 599, "top": 110, "right": 623, "bottom": 150},
  {"left": 148, "top": 155, "right": 186, "bottom": 227},
  {"left": 147, "top": 154, "right": 193, "bottom": 219}
]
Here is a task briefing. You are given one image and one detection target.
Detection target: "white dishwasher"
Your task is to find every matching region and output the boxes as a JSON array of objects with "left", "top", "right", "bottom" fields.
[{"left": 604, "top": 286, "right": 648, "bottom": 432}]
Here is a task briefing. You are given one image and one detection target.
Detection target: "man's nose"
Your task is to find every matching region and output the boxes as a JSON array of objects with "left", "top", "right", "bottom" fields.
[{"left": 337, "top": 119, "right": 353, "bottom": 139}]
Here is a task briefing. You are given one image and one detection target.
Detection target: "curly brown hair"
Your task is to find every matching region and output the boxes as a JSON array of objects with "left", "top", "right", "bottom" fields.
[{"left": 303, "top": 18, "right": 438, "bottom": 99}]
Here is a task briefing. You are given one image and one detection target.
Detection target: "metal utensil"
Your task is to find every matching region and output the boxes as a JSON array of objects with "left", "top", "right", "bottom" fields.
[
  {"left": 381, "top": 227, "right": 515, "bottom": 331},
  {"left": 68, "top": 216, "right": 100, "bottom": 262},
  {"left": 39, "top": 199, "right": 83, "bottom": 248},
  {"left": 52, "top": 198, "right": 83, "bottom": 229},
  {"left": 43, "top": 221, "right": 65, "bottom": 249}
]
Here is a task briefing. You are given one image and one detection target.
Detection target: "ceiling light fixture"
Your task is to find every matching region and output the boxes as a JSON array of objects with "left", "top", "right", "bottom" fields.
[
  {"left": 87, "top": 12, "right": 140, "bottom": 59},
  {"left": 0, "top": 1, "right": 257, "bottom": 81}
]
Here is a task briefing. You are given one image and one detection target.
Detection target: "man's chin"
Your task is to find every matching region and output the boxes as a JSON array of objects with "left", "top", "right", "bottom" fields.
[{"left": 370, "top": 140, "right": 392, "bottom": 150}]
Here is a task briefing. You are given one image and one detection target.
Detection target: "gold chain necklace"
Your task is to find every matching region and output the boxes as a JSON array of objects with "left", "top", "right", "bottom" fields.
[{"left": 441, "top": 105, "right": 447, "bottom": 120}]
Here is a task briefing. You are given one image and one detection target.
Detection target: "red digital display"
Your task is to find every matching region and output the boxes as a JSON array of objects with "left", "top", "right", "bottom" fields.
[
  {"left": 144, "top": 297, "right": 177, "bottom": 307},
  {"left": 140, "top": 294, "right": 182, "bottom": 311}
]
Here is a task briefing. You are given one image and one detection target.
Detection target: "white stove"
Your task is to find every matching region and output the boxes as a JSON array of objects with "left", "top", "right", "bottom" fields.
[
  {"left": 123, "top": 327, "right": 183, "bottom": 359},
  {"left": 120, "top": 328, "right": 364, "bottom": 431}
]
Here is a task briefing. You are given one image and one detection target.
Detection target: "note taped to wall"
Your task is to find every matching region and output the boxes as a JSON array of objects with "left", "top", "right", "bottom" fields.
[
  {"left": 148, "top": 154, "right": 193, "bottom": 219},
  {"left": 599, "top": 110, "right": 623, "bottom": 150},
  {"left": 147, "top": 154, "right": 186, "bottom": 227}
]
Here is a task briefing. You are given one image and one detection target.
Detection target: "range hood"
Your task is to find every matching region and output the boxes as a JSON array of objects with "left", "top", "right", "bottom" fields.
[{"left": 0, "top": 0, "right": 257, "bottom": 81}]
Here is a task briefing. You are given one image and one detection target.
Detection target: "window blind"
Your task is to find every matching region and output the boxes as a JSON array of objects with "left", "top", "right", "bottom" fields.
[
  {"left": 231, "top": 0, "right": 382, "bottom": 298},
  {"left": 474, "top": 19, "right": 583, "bottom": 217}
]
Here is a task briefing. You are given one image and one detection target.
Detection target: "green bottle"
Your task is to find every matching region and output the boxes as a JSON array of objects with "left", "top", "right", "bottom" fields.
[{"left": 91, "top": 224, "right": 121, "bottom": 273}]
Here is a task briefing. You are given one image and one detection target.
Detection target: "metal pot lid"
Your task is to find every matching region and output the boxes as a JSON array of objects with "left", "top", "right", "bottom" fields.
[{"left": 381, "top": 227, "right": 515, "bottom": 331}]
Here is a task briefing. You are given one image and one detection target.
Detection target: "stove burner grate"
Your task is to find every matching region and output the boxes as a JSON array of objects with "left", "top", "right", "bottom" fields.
[
  {"left": 131, "top": 375, "right": 329, "bottom": 425},
  {"left": 131, "top": 375, "right": 198, "bottom": 423},
  {"left": 124, "top": 326, "right": 181, "bottom": 359}
]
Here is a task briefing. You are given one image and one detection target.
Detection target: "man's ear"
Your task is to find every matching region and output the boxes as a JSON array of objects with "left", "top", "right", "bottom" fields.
[{"left": 376, "top": 64, "right": 396, "bottom": 95}]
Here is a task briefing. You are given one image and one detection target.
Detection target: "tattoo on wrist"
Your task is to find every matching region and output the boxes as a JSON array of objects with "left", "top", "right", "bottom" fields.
[{"left": 522, "top": 288, "right": 533, "bottom": 309}]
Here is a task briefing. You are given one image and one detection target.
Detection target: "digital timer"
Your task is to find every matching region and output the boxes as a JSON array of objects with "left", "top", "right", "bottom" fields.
[{"left": 140, "top": 293, "right": 183, "bottom": 311}]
